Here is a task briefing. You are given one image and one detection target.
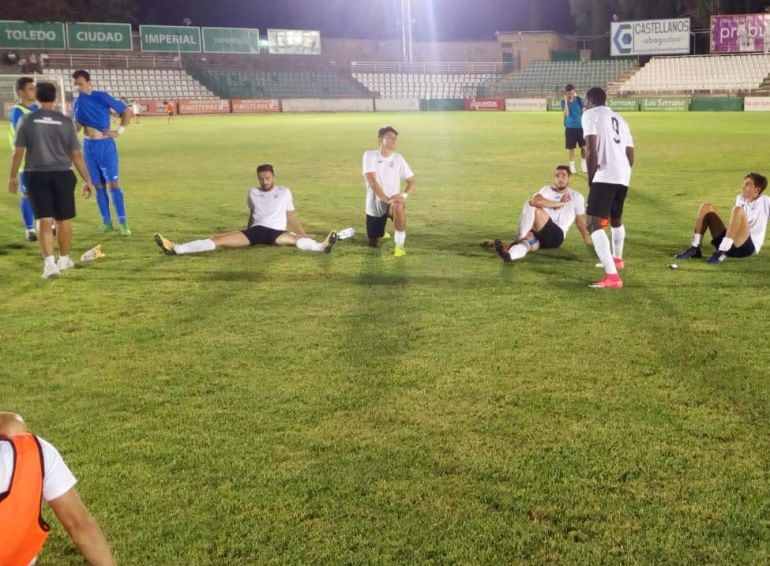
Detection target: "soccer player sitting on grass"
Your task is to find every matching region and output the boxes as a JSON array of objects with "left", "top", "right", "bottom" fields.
[
  {"left": 492, "top": 165, "right": 592, "bottom": 262},
  {"left": 674, "top": 172, "right": 769, "bottom": 264},
  {"left": 155, "top": 164, "right": 337, "bottom": 256}
]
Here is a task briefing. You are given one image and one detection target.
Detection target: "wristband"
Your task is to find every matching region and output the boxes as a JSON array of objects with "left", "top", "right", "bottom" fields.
[
  {"left": 117, "top": 126, "right": 125, "bottom": 135},
  {"left": 402, "top": 192, "right": 409, "bottom": 200}
]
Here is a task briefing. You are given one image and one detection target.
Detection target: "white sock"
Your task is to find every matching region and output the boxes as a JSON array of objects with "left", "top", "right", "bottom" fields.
[
  {"left": 394, "top": 230, "right": 406, "bottom": 245},
  {"left": 509, "top": 243, "right": 529, "bottom": 261},
  {"left": 174, "top": 239, "right": 216, "bottom": 254},
  {"left": 591, "top": 230, "right": 617, "bottom": 275},
  {"left": 581, "top": 158, "right": 587, "bottom": 170},
  {"left": 718, "top": 237, "right": 733, "bottom": 252},
  {"left": 518, "top": 204, "right": 536, "bottom": 240},
  {"left": 44, "top": 255, "right": 56, "bottom": 267},
  {"left": 296, "top": 237, "right": 323, "bottom": 252},
  {"left": 58, "top": 254, "right": 70, "bottom": 262},
  {"left": 611, "top": 225, "right": 625, "bottom": 259},
  {"left": 691, "top": 233, "right": 702, "bottom": 247}
]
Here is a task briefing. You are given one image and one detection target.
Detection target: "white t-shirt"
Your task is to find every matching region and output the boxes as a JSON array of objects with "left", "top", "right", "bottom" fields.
[
  {"left": 132, "top": 102, "right": 140, "bottom": 115},
  {"left": 362, "top": 150, "right": 414, "bottom": 217},
  {"left": 247, "top": 186, "right": 294, "bottom": 231},
  {"left": 0, "top": 436, "right": 77, "bottom": 502},
  {"left": 582, "top": 106, "right": 634, "bottom": 186},
  {"left": 536, "top": 185, "right": 585, "bottom": 235},
  {"left": 736, "top": 193, "right": 770, "bottom": 253}
]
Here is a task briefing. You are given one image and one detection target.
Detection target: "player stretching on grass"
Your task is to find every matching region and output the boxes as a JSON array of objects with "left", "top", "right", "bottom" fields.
[
  {"left": 363, "top": 126, "right": 415, "bottom": 256},
  {"left": 674, "top": 172, "right": 769, "bottom": 264},
  {"left": 72, "top": 70, "right": 133, "bottom": 235},
  {"left": 492, "top": 165, "right": 591, "bottom": 262},
  {"left": 155, "top": 164, "right": 337, "bottom": 256},
  {"left": 582, "top": 87, "right": 634, "bottom": 289}
]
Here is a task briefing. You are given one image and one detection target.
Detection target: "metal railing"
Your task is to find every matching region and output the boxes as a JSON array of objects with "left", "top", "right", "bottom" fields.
[{"left": 43, "top": 53, "right": 181, "bottom": 69}]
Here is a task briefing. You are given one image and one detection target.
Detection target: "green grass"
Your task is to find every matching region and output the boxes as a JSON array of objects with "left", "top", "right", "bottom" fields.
[{"left": 1, "top": 111, "right": 769, "bottom": 564}]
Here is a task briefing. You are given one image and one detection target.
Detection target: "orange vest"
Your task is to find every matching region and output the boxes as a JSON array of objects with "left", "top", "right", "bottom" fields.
[{"left": 0, "top": 434, "right": 50, "bottom": 566}]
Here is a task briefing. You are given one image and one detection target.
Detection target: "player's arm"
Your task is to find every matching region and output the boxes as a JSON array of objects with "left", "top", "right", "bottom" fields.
[
  {"left": 562, "top": 97, "right": 569, "bottom": 117},
  {"left": 286, "top": 211, "right": 307, "bottom": 236},
  {"left": 48, "top": 488, "right": 115, "bottom": 566},
  {"left": 626, "top": 146, "right": 634, "bottom": 168},
  {"left": 392, "top": 176, "right": 416, "bottom": 204},
  {"left": 73, "top": 119, "right": 83, "bottom": 133},
  {"left": 530, "top": 193, "right": 568, "bottom": 209},
  {"left": 575, "top": 214, "right": 592, "bottom": 244},
  {"left": 8, "top": 147, "right": 25, "bottom": 194},
  {"left": 584, "top": 134, "right": 598, "bottom": 183},
  {"left": 365, "top": 171, "right": 392, "bottom": 204}
]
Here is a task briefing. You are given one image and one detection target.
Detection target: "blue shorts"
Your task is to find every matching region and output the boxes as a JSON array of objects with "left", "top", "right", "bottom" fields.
[
  {"left": 19, "top": 170, "right": 28, "bottom": 196},
  {"left": 83, "top": 138, "right": 120, "bottom": 186}
]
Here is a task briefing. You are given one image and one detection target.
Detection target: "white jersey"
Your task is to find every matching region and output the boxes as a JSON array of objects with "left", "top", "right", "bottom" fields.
[
  {"left": 363, "top": 150, "right": 414, "bottom": 217},
  {"left": 582, "top": 105, "right": 634, "bottom": 186},
  {"left": 0, "top": 436, "right": 77, "bottom": 502},
  {"left": 247, "top": 186, "right": 294, "bottom": 231},
  {"left": 736, "top": 193, "right": 770, "bottom": 253},
  {"left": 537, "top": 185, "right": 585, "bottom": 235}
]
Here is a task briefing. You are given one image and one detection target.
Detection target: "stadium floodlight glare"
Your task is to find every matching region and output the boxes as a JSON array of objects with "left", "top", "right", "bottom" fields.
[{"left": 400, "top": 0, "right": 413, "bottom": 62}]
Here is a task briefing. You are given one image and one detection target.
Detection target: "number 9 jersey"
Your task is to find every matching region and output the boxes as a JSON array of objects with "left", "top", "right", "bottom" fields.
[{"left": 582, "top": 106, "right": 634, "bottom": 187}]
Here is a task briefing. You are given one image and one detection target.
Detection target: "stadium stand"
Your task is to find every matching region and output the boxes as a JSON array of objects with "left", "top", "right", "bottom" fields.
[
  {"left": 619, "top": 53, "right": 770, "bottom": 94},
  {"left": 351, "top": 61, "right": 502, "bottom": 99},
  {"left": 479, "top": 59, "right": 637, "bottom": 97}
]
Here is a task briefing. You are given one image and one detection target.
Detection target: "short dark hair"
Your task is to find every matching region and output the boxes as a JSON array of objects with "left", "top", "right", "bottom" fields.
[
  {"left": 586, "top": 87, "right": 607, "bottom": 106},
  {"left": 378, "top": 126, "right": 398, "bottom": 140},
  {"left": 35, "top": 82, "right": 57, "bottom": 103},
  {"left": 746, "top": 172, "right": 768, "bottom": 193},
  {"left": 15, "top": 77, "right": 34, "bottom": 93},
  {"left": 565, "top": 84, "right": 575, "bottom": 92},
  {"left": 555, "top": 165, "right": 571, "bottom": 175},
  {"left": 71, "top": 69, "right": 91, "bottom": 82},
  {"left": 256, "top": 164, "right": 275, "bottom": 175}
]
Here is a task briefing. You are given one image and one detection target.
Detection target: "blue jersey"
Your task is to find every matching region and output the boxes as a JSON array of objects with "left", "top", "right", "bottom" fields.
[
  {"left": 561, "top": 96, "right": 584, "bottom": 129},
  {"left": 72, "top": 90, "right": 126, "bottom": 130}
]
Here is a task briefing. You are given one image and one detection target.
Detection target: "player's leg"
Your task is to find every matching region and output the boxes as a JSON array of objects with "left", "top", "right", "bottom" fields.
[
  {"left": 608, "top": 187, "right": 628, "bottom": 269},
  {"left": 84, "top": 140, "right": 113, "bottom": 230},
  {"left": 19, "top": 172, "right": 37, "bottom": 241},
  {"left": 565, "top": 129, "right": 577, "bottom": 174},
  {"left": 390, "top": 200, "right": 407, "bottom": 256},
  {"left": 675, "top": 202, "right": 725, "bottom": 259},
  {"left": 276, "top": 230, "right": 337, "bottom": 253},
  {"left": 51, "top": 170, "right": 77, "bottom": 271},
  {"left": 367, "top": 210, "right": 389, "bottom": 247},
  {"left": 103, "top": 139, "right": 129, "bottom": 235},
  {"left": 578, "top": 134, "right": 588, "bottom": 172},
  {"left": 27, "top": 172, "right": 59, "bottom": 278},
  {"left": 708, "top": 207, "right": 753, "bottom": 263},
  {"left": 586, "top": 183, "right": 622, "bottom": 288},
  {"left": 499, "top": 207, "right": 549, "bottom": 262}
]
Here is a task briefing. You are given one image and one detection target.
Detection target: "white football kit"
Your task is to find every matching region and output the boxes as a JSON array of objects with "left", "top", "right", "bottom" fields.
[
  {"left": 247, "top": 186, "right": 295, "bottom": 231},
  {"left": 362, "top": 150, "right": 414, "bottom": 217},
  {"left": 582, "top": 106, "right": 634, "bottom": 186},
  {"left": 537, "top": 186, "right": 585, "bottom": 235},
  {"left": 0, "top": 436, "right": 77, "bottom": 501},
  {"left": 736, "top": 193, "right": 770, "bottom": 253}
]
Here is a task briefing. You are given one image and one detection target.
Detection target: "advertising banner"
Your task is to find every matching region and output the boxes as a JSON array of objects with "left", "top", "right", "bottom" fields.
[
  {"left": 710, "top": 14, "right": 769, "bottom": 53},
  {"left": 611, "top": 18, "right": 690, "bottom": 56},
  {"left": 177, "top": 99, "right": 231, "bottom": 115},
  {"left": 505, "top": 98, "right": 547, "bottom": 111},
  {"left": 744, "top": 96, "right": 770, "bottom": 111},
  {"left": 0, "top": 21, "right": 66, "bottom": 49},
  {"left": 547, "top": 98, "right": 562, "bottom": 111},
  {"left": 267, "top": 29, "right": 321, "bottom": 55},
  {"left": 607, "top": 98, "right": 640, "bottom": 111},
  {"left": 140, "top": 25, "right": 201, "bottom": 52},
  {"left": 67, "top": 22, "right": 132, "bottom": 50},
  {"left": 231, "top": 99, "right": 281, "bottom": 113},
  {"left": 281, "top": 98, "right": 373, "bottom": 112},
  {"left": 464, "top": 98, "right": 505, "bottom": 111},
  {"left": 374, "top": 99, "right": 420, "bottom": 111},
  {"left": 202, "top": 27, "right": 260, "bottom": 54},
  {"left": 640, "top": 97, "right": 690, "bottom": 111}
]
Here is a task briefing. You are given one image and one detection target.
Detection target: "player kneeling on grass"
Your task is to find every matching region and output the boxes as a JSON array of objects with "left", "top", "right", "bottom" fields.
[
  {"left": 155, "top": 164, "right": 337, "bottom": 256},
  {"left": 674, "top": 172, "right": 769, "bottom": 264},
  {"left": 492, "top": 165, "right": 592, "bottom": 262}
]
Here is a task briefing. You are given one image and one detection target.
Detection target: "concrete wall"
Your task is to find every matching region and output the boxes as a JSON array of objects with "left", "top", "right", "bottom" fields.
[{"left": 496, "top": 31, "right": 578, "bottom": 70}]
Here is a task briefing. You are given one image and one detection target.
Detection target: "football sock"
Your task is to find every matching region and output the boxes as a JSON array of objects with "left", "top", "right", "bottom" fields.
[
  {"left": 509, "top": 243, "right": 529, "bottom": 261},
  {"left": 44, "top": 255, "right": 56, "bottom": 267},
  {"left": 581, "top": 158, "right": 588, "bottom": 171},
  {"left": 394, "top": 230, "right": 406, "bottom": 245},
  {"left": 591, "top": 230, "right": 618, "bottom": 275},
  {"left": 691, "top": 233, "right": 702, "bottom": 247},
  {"left": 296, "top": 237, "right": 323, "bottom": 252},
  {"left": 110, "top": 188, "right": 127, "bottom": 224},
  {"left": 718, "top": 237, "right": 733, "bottom": 252},
  {"left": 95, "top": 188, "right": 112, "bottom": 224},
  {"left": 59, "top": 254, "right": 70, "bottom": 263},
  {"left": 611, "top": 225, "right": 625, "bottom": 258},
  {"left": 20, "top": 198, "right": 34, "bottom": 229},
  {"left": 518, "top": 204, "right": 536, "bottom": 240},
  {"left": 174, "top": 239, "right": 216, "bottom": 254}
]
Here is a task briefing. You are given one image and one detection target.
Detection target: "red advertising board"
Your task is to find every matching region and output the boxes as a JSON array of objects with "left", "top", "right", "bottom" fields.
[
  {"left": 135, "top": 100, "right": 171, "bottom": 115},
  {"left": 231, "top": 99, "right": 281, "bottom": 113},
  {"left": 464, "top": 98, "right": 505, "bottom": 111},
  {"left": 177, "top": 99, "right": 231, "bottom": 115}
]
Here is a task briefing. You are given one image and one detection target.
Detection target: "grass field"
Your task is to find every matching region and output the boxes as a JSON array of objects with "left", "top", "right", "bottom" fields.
[{"left": 1, "top": 111, "right": 769, "bottom": 564}]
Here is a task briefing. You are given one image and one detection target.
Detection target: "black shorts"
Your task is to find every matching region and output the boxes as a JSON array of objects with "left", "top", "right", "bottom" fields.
[
  {"left": 534, "top": 218, "right": 565, "bottom": 249},
  {"left": 565, "top": 127, "right": 585, "bottom": 150},
  {"left": 25, "top": 170, "right": 77, "bottom": 221},
  {"left": 586, "top": 182, "right": 628, "bottom": 220},
  {"left": 366, "top": 207, "right": 390, "bottom": 239},
  {"left": 712, "top": 231, "right": 756, "bottom": 258},
  {"left": 242, "top": 225, "right": 285, "bottom": 245}
]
